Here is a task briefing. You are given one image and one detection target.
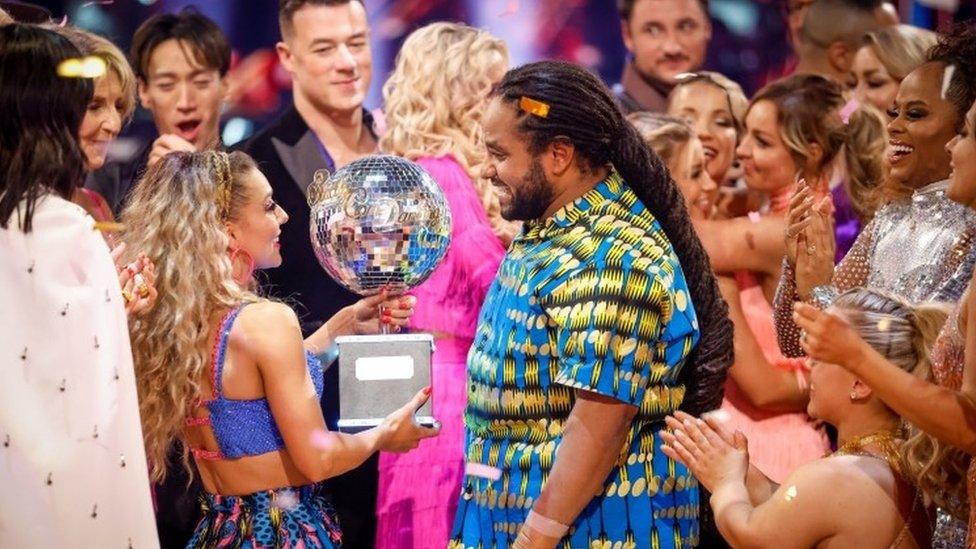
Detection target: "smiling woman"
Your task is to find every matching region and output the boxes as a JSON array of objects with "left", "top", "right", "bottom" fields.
[
  {"left": 851, "top": 25, "right": 938, "bottom": 112},
  {"left": 773, "top": 24, "right": 976, "bottom": 368},
  {"left": 49, "top": 25, "right": 136, "bottom": 225}
]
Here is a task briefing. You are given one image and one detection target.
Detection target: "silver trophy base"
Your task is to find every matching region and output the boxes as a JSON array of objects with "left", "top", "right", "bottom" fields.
[{"left": 335, "top": 333, "right": 434, "bottom": 433}]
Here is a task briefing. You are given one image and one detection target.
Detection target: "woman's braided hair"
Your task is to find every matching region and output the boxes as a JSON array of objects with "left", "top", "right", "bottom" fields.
[{"left": 493, "top": 60, "right": 733, "bottom": 413}]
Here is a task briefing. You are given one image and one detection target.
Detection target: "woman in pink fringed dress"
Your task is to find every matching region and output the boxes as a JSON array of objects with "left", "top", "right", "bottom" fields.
[{"left": 375, "top": 23, "right": 512, "bottom": 549}]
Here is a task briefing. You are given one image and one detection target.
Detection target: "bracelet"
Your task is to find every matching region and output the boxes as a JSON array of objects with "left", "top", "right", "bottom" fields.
[
  {"left": 808, "top": 284, "right": 838, "bottom": 310},
  {"left": 524, "top": 510, "right": 569, "bottom": 539}
]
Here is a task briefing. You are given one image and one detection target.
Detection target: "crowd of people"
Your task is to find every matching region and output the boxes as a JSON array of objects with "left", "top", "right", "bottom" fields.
[{"left": 3, "top": 0, "right": 976, "bottom": 547}]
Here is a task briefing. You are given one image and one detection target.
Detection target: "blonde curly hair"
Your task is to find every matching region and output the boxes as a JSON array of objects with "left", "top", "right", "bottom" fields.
[
  {"left": 120, "top": 151, "right": 261, "bottom": 481},
  {"left": 379, "top": 22, "right": 514, "bottom": 241}
]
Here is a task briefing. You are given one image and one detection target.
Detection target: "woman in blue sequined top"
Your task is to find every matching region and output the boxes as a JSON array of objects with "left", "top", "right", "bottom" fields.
[{"left": 121, "top": 151, "right": 440, "bottom": 548}]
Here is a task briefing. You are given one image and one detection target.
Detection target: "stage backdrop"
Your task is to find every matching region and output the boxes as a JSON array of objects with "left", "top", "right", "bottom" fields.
[{"left": 29, "top": 0, "right": 967, "bottom": 150}]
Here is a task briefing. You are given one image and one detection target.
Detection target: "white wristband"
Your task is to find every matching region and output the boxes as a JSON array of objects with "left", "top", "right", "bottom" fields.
[{"left": 525, "top": 509, "right": 569, "bottom": 539}]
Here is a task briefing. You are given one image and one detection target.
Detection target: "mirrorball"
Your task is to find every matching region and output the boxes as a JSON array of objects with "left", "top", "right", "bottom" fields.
[{"left": 309, "top": 155, "right": 452, "bottom": 295}]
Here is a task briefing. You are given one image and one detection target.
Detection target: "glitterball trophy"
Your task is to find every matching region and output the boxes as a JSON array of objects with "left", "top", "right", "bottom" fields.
[{"left": 308, "top": 155, "right": 451, "bottom": 431}]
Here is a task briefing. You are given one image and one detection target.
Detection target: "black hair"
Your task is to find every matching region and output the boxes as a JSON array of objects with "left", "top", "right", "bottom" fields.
[
  {"left": 617, "top": 0, "right": 708, "bottom": 21},
  {"left": 131, "top": 7, "right": 231, "bottom": 81},
  {"left": 0, "top": 23, "right": 92, "bottom": 232},
  {"left": 279, "top": 0, "right": 364, "bottom": 39},
  {"left": 927, "top": 22, "right": 976, "bottom": 132},
  {"left": 493, "top": 60, "right": 733, "bottom": 413}
]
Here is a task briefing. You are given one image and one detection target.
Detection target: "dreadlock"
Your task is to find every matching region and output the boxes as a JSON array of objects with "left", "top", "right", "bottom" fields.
[{"left": 493, "top": 60, "right": 733, "bottom": 414}]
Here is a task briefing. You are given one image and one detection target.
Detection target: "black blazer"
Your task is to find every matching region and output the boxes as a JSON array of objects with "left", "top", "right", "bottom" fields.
[{"left": 237, "top": 105, "right": 367, "bottom": 426}]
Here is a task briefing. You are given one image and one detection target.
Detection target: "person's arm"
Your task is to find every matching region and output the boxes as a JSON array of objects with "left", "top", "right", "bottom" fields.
[
  {"left": 661, "top": 412, "right": 778, "bottom": 505},
  {"left": 662, "top": 413, "right": 836, "bottom": 548},
  {"left": 717, "top": 274, "right": 807, "bottom": 411},
  {"left": 796, "top": 299, "right": 976, "bottom": 455},
  {"left": 240, "top": 302, "right": 438, "bottom": 481},
  {"left": 710, "top": 461, "right": 838, "bottom": 548},
  {"left": 517, "top": 392, "right": 637, "bottom": 547},
  {"left": 693, "top": 216, "right": 786, "bottom": 277},
  {"left": 302, "top": 292, "right": 416, "bottom": 354}
]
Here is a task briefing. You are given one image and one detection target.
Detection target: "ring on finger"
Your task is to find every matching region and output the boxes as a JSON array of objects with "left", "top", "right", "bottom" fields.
[{"left": 121, "top": 289, "right": 134, "bottom": 304}]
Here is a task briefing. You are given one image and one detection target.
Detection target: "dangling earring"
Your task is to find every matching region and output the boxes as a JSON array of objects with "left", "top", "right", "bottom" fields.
[
  {"left": 849, "top": 384, "right": 858, "bottom": 401},
  {"left": 228, "top": 247, "right": 254, "bottom": 285}
]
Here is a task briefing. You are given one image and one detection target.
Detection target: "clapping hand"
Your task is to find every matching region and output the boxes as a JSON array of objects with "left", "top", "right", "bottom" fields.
[{"left": 661, "top": 410, "right": 749, "bottom": 493}]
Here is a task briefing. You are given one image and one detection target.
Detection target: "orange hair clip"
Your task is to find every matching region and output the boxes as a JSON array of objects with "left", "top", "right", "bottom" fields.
[{"left": 519, "top": 96, "right": 550, "bottom": 118}]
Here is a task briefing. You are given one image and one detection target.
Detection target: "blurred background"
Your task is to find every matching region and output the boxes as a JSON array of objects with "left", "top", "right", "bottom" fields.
[{"left": 21, "top": 0, "right": 973, "bottom": 149}]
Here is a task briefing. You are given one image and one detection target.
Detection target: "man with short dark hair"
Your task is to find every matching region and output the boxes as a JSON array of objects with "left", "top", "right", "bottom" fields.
[
  {"left": 613, "top": 0, "right": 711, "bottom": 114},
  {"left": 86, "top": 7, "right": 231, "bottom": 214},
  {"left": 238, "top": 1, "right": 380, "bottom": 544},
  {"left": 792, "top": 0, "right": 890, "bottom": 84}
]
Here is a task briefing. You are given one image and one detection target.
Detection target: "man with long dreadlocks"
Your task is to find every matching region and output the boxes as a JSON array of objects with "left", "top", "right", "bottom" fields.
[{"left": 449, "top": 60, "right": 733, "bottom": 549}]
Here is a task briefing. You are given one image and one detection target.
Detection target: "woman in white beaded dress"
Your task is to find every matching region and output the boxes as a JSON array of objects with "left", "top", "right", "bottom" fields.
[{"left": 0, "top": 24, "right": 158, "bottom": 548}]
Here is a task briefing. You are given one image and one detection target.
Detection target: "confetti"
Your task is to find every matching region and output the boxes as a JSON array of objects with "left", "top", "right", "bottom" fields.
[
  {"left": 703, "top": 409, "right": 730, "bottom": 423},
  {"left": 272, "top": 490, "right": 300, "bottom": 511},
  {"left": 94, "top": 221, "right": 125, "bottom": 233},
  {"left": 941, "top": 65, "right": 956, "bottom": 101},
  {"left": 784, "top": 485, "right": 798, "bottom": 501},
  {"left": 877, "top": 318, "right": 891, "bottom": 332},
  {"left": 57, "top": 56, "right": 107, "bottom": 79}
]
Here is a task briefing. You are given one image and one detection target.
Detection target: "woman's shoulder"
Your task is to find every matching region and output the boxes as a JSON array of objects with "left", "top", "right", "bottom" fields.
[
  {"left": 227, "top": 300, "right": 305, "bottom": 363},
  {"left": 788, "top": 454, "right": 896, "bottom": 495},
  {"left": 235, "top": 300, "right": 300, "bottom": 332}
]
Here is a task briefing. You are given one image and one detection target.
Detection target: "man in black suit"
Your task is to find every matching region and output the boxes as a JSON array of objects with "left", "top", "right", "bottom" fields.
[{"left": 237, "top": 0, "right": 380, "bottom": 545}]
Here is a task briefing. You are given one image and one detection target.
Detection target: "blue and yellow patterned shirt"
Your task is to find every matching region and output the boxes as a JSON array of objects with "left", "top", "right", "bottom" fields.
[{"left": 451, "top": 172, "right": 701, "bottom": 549}]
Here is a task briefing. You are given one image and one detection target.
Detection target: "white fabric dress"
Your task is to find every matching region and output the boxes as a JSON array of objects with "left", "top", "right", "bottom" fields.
[{"left": 0, "top": 195, "right": 158, "bottom": 548}]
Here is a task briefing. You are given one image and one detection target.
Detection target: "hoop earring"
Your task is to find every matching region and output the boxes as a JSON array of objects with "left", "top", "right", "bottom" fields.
[{"left": 229, "top": 247, "right": 255, "bottom": 285}]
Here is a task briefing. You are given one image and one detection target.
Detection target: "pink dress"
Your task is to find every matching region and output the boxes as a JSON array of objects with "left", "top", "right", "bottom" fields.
[
  {"left": 721, "top": 271, "right": 830, "bottom": 483},
  {"left": 375, "top": 155, "right": 506, "bottom": 549}
]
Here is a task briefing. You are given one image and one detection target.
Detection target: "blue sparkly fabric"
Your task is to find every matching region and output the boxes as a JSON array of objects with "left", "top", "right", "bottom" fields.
[
  {"left": 207, "top": 305, "right": 325, "bottom": 459},
  {"left": 187, "top": 483, "right": 342, "bottom": 548}
]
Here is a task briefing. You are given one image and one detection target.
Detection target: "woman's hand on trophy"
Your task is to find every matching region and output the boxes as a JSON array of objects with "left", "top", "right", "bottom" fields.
[
  {"left": 352, "top": 289, "right": 416, "bottom": 335},
  {"left": 378, "top": 386, "right": 440, "bottom": 453}
]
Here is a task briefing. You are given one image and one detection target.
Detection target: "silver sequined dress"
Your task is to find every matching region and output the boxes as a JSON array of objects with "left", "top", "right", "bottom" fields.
[
  {"left": 774, "top": 180, "right": 976, "bottom": 357},
  {"left": 775, "top": 179, "right": 976, "bottom": 547}
]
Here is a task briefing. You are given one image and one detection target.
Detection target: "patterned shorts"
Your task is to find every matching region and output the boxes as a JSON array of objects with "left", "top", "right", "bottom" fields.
[{"left": 187, "top": 483, "right": 342, "bottom": 548}]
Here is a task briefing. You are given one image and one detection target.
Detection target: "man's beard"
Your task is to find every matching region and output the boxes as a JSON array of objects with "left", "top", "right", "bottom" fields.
[{"left": 498, "top": 158, "right": 554, "bottom": 222}]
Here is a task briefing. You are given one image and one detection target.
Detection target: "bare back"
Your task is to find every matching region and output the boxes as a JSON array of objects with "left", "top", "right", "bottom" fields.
[{"left": 184, "top": 303, "right": 324, "bottom": 496}]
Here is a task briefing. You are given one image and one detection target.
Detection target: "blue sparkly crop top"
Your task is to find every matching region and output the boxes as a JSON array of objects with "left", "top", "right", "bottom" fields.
[{"left": 187, "top": 305, "right": 324, "bottom": 460}]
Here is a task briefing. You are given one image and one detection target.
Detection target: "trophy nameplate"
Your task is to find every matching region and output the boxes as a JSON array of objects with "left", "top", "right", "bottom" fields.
[{"left": 335, "top": 333, "right": 435, "bottom": 432}]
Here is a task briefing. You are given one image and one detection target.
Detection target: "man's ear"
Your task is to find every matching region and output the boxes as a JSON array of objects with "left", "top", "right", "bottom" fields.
[
  {"left": 621, "top": 19, "right": 635, "bottom": 54},
  {"left": 542, "top": 137, "right": 576, "bottom": 177},
  {"left": 276, "top": 41, "right": 295, "bottom": 74},
  {"left": 826, "top": 41, "right": 854, "bottom": 74},
  {"left": 138, "top": 78, "right": 152, "bottom": 110}
]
